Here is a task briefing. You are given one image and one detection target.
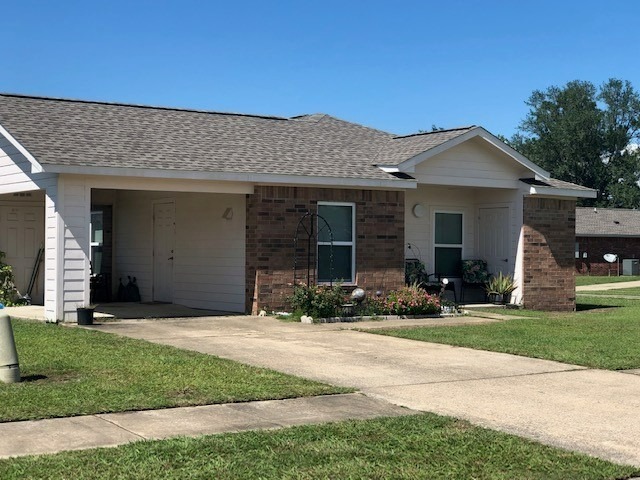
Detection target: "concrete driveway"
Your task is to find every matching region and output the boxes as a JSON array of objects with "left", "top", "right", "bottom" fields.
[{"left": 91, "top": 315, "right": 640, "bottom": 467}]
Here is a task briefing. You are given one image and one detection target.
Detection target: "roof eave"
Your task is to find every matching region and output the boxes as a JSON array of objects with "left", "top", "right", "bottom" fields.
[
  {"left": 528, "top": 185, "right": 598, "bottom": 199},
  {"left": 40, "top": 164, "right": 418, "bottom": 190}
]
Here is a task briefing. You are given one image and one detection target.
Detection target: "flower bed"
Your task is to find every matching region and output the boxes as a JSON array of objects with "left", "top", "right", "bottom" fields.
[{"left": 288, "top": 284, "right": 444, "bottom": 322}]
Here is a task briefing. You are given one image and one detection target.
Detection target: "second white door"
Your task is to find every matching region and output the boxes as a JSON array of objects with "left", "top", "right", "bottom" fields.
[
  {"left": 153, "top": 202, "right": 175, "bottom": 302},
  {"left": 478, "top": 206, "right": 510, "bottom": 276}
]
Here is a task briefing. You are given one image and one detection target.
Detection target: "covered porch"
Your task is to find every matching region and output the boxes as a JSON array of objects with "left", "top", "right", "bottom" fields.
[{"left": 1, "top": 174, "right": 252, "bottom": 322}]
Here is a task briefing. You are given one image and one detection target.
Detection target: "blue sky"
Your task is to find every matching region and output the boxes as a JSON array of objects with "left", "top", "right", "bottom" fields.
[{"left": 3, "top": 0, "right": 639, "bottom": 138}]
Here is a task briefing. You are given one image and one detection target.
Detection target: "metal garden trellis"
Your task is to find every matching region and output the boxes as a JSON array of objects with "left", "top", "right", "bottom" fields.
[{"left": 293, "top": 212, "right": 334, "bottom": 287}]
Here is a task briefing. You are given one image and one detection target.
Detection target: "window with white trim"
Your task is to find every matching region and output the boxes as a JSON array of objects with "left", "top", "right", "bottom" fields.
[
  {"left": 90, "top": 210, "right": 104, "bottom": 274},
  {"left": 434, "top": 211, "right": 463, "bottom": 277},
  {"left": 317, "top": 202, "right": 355, "bottom": 283}
]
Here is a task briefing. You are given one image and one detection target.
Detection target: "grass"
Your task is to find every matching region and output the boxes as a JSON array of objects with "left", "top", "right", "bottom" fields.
[
  {"left": 0, "top": 414, "right": 637, "bottom": 480},
  {"left": 0, "top": 319, "right": 349, "bottom": 422},
  {"left": 373, "top": 296, "right": 640, "bottom": 370},
  {"left": 576, "top": 275, "right": 640, "bottom": 286}
]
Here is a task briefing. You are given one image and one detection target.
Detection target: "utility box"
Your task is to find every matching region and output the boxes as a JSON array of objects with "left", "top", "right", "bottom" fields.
[
  {"left": 0, "top": 313, "right": 20, "bottom": 383},
  {"left": 622, "top": 259, "right": 640, "bottom": 276}
]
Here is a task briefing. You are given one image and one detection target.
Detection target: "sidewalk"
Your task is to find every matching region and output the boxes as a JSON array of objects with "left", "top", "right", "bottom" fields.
[
  {"left": 576, "top": 280, "right": 640, "bottom": 291},
  {"left": 0, "top": 393, "right": 412, "bottom": 459}
]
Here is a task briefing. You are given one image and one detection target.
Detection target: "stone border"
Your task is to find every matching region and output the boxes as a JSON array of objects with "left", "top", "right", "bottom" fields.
[{"left": 302, "top": 312, "right": 464, "bottom": 324}]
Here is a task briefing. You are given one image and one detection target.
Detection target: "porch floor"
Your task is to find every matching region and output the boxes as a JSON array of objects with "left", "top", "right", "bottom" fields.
[{"left": 3, "top": 303, "right": 237, "bottom": 322}]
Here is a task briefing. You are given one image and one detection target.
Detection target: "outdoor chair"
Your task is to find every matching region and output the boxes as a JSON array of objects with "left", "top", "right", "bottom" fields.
[
  {"left": 461, "top": 259, "right": 490, "bottom": 303},
  {"left": 405, "top": 259, "right": 457, "bottom": 302}
]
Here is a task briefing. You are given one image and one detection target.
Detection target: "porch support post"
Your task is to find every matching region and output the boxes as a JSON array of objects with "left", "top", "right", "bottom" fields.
[{"left": 44, "top": 175, "right": 91, "bottom": 322}]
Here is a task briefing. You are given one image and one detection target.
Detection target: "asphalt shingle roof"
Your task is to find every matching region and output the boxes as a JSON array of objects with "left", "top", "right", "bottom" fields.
[
  {"left": 0, "top": 95, "right": 397, "bottom": 181},
  {"left": 576, "top": 207, "right": 640, "bottom": 237},
  {"left": 374, "top": 127, "right": 476, "bottom": 165},
  {"left": 0, "top": 94, "right": 597, "bottom": 196}
]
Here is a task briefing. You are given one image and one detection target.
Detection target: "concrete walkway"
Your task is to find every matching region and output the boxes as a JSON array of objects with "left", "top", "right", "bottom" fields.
[
  {"left": 0, "top": 393, "right": 411, "bottom": 459},
  {"left": 576, "top": 279, "right": 640, "bottom": 291},
  {"left": 85, "top": 315, "right": 640, "bottom": 468}
]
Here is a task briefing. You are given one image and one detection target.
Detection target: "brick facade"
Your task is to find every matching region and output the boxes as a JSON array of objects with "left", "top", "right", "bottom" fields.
[
  {"left": 522, "top": 197, "right": 576, "bottom": 311},
  {"left": 246, "top": 186, "right": 405, "bottom": 313},
  {"left": 575, "top": 236, "right": 640, "bottom": 276}
]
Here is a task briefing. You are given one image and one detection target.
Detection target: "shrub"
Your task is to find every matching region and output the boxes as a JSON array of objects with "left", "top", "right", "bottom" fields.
[
  {"left": 372, "top": 285, "right": 441, "bottom": 316},
  {"left": 0, "top": 251, "right": 19, "bottom": 306},
  {"left": 289, "top": 284, "right": 346, "bottom": 319},
  {"left": 485, "top": 272, "right": 516, "bottom": 296}
]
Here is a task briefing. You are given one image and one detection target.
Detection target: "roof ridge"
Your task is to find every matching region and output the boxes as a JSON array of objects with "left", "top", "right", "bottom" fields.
[
  {"left": 314, "top": 114, "right": 395, "bottom": 136},
  {"left": 393, "top": 125, "right": 476, "bottom": 140},
  {"left": 0, "top": 93, "right": 288, "bottom": 121}
]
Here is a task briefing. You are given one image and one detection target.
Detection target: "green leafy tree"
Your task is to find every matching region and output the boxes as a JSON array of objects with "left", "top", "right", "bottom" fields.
[{"left": 512, "top": 79, "right": 640, "bottom": 207}]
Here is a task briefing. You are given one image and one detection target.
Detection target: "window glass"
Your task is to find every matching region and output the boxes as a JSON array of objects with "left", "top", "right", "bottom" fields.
[
  {"left": 435, "top": 247, "right": 462, "bottom": 277},
  {"left": 435, "top": 213, "right": 462, "bottom": 244},
  {"left": 318, "top": 205, "right": 352, "bottom": 242},
  {"left": 91, "top": 211, "right": 104, "bottom": 244},
  {"left": 318, "top": 245, "right": 352, "bottom": 282}
]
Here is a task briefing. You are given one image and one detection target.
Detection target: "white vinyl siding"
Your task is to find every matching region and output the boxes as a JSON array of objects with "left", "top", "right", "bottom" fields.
[
  {"left": 413, "top": 137, "right": 530, "bottom": 188},
  {"left": 0, "top": 132, "right": 57, "bottom": 195},
  {"left": 115, "top": 191, "right": 246, "bottom": 312}
]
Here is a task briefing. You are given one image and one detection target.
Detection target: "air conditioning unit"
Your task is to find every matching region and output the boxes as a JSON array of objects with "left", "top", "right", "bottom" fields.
[{"left": 622, "top": 259, "right": 640, "bottom": 276}]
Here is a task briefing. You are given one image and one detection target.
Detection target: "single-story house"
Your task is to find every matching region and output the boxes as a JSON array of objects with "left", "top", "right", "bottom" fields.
[
  {"left": 0, "top": 94, "right": 596, "bottom": 322},
  {"left": 576, "top": 207, "right": 640, "bottom": 275}
]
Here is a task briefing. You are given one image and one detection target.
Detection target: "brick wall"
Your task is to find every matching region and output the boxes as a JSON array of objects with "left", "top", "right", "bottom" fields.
[
  {"left": 522, "top": 197, "right": 576, "bottom": 311},
  {"left": 575, "top": 236, "right": 640, "bottom": 275},
  {"left": 246, "top": 186, "right": 405, "bottom": 313}
]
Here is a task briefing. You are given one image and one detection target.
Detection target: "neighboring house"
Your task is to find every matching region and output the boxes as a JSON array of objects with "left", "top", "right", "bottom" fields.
[
  {"left": 0, "top": 94, "right": 595, "bottom": 322},
  {"left": 576, "top": 207, "right": 640, "bottom": 275}
]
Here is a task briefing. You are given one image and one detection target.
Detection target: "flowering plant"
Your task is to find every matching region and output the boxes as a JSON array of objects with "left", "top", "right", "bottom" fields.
[{"left": 372, "top": 285, "right": 440, "bottom": 316}]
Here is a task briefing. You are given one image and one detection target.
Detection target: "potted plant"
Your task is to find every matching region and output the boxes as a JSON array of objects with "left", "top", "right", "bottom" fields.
[
  {"left": 76, "top": 304, "right": 96, "bottom": 325},
  {"left": 485, "top": 273, "right": 516, "bottom": 304}
]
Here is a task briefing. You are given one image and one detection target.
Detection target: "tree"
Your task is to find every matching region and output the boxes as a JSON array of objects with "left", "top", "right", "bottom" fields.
[{"left": 512, "top": 79, "right": 640, "bottom": 207}]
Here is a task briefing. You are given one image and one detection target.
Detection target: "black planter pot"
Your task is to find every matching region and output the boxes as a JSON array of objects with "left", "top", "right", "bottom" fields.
[
  {"left": 77, "top": 308, "right": 94, "bottom": 325},
  {"left": 488, "top": 293, "right": 511, "bottom": 305}
]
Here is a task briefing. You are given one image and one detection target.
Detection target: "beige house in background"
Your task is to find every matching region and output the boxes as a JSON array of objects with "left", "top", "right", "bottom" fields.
[{"left": 0, "top": 94, "right": 594, "bottom": 321}]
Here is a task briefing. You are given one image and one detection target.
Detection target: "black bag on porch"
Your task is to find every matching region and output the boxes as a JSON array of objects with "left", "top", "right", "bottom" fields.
[
  {"left": 125, "top": 276, "right": 141, "bottom": 302},
  {"left": 118, "top": 276, "right": 141, "bottom": 302}
]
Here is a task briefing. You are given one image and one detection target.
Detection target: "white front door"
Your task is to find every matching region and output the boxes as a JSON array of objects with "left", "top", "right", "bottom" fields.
[
  {"left": 478, "top": 206, "right": 510, "bottom": 276},
  {"left": 153, "top": 201, "right": 175, "bottom": 302},
  {"left": 0, "top": 205, "right": 45, "bottom": 304}
]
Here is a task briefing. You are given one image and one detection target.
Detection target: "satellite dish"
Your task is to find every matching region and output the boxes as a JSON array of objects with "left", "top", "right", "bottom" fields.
[{"left": 604, "top": 253, "right": 618, "bottom": 263}]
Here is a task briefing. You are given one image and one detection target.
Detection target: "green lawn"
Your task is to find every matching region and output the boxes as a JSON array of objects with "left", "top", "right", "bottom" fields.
[
  {"left": 1, "top": 414, "right": 636, "bottom": 480},
  {"left": 576, "top": 275, "right": 640, "bottom": 286},
  {"left": 373, "top": 296, "right": 640, "bottom": 370},
  {"left": 0, "top": 319, "right": 349, "bottom": 422}
]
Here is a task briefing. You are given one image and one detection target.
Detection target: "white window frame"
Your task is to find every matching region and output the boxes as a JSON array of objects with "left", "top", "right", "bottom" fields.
[
  {"left": 433, "top": 210, "right": 464, "bottom": 277},
  {"left": 317, "top": 201, "right": 356, "bottom": 284},
  {"left": 90, "top": 209, "right": 104, "bottom": 274}
]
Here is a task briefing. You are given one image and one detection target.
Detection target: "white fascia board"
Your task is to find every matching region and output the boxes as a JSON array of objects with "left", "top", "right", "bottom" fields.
[
  {"left": 577, "top": 233, "right": 640, "bottom": 238},
  {"left": 412, "top": 174, "right": 521, "bottom": 189},
  {"left": 0, "top": 123, "right": 44, "bottom": 173},
  {"left": 385, "top": 127, "right": 551, "bottom": 178},
  {"left": 42, "top": 164, "right": 417, "bottom": 190},
  {"left": 528, "top": 185, "right": 598, "bottom": 199}
]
